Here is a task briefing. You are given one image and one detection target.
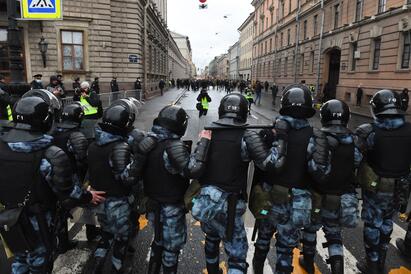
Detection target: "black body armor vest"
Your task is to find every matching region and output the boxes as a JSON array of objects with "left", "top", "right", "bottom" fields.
[
  {"left": 0, "top": 141, "right": 55, "bottom": 208},
  {"left": 53, "top": 129, "right": 77, "bottom": 173},
  {"left": 368, "top": 123, "right": 411, "bottom": 178},
  {"left": 88, "top": 141, "right": 129, "bottom": 197},
  {"left": 143, "top": 141, "right": 189, "bottom": 204},
  {"left": 200, "top": 129, "right": 249, "bottom": 193},
  {"left": 273, "top": 126, "right": 314, "bottom": 189}
]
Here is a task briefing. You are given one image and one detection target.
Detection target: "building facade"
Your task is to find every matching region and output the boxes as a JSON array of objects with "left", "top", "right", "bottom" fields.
[
  {"left": 228, "top": 42, "right": 240, "bottom": 80},
  {"left": 216, "top": 54, "right": 229, "bottom": 79},
  {"left": 171, "top": 31, "right": 196, "bottom": 78},
  {"left": 168, "top": 33, "right": 190, "bottom": 80},
  {"left": 238, "top": 12, "right": 255, "bottom": 81},
  {"left": 208, "top": 57, "right": 218, "bottom": 78},
  {"left": 1, "top": 0, "right": 174, "bottom": 98},
  {"left": 252, "top": 0, "right": 411, "bottom": 108}
]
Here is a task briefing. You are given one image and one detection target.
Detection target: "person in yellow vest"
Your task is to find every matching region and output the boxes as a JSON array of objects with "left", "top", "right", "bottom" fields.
[
  {"left": 73, "top": 81, "right": 102, "bottom": 120},
  {"left": 245, "top": 87, "right": 254, "bottom": 115},
  {"left": 0, "top": 87, "right": 16, "bottom": 121},
  {"left": 197, "top": 88, "right": 211, "bottom": 117}
]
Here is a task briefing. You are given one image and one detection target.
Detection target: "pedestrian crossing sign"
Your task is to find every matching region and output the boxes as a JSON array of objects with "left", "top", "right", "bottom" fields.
[{"left": 21, "top": 0, "right": 62, "bottom": 20}]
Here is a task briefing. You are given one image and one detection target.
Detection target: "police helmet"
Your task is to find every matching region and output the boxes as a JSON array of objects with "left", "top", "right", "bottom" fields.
[
  {"left": 154, "top": 105, "right": 188, "bottom": 136},
  {"left": 59, "top": 102, "right": 85, "bottom": 127},
  {"left": 22, "top": 89, "right": 61, "bottom": 114},
  {"left": 216, "top": 94, "right": 248, "bottom": 126},
  {"left": 370, "top": 89, "right": 404, "bottom": 118},
  {"left": 99, "top": 104, "right": 135, "bottom": 136},
  {"left": 280, "top": 84, "right": 316, "bottom": 119},
  {"left": 320, "top": 99, "right": 350, "bottom": 127},
  {"left": 111, "top": 98, "right": 138, "bottom": 117},
  {"left": 13, "top": 96, "right": 54, "bottom": 133}
]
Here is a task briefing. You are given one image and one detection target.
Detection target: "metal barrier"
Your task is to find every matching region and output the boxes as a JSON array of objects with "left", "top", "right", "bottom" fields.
[{"left": 61, "top": 89, "right": 145, "bottom": 109}]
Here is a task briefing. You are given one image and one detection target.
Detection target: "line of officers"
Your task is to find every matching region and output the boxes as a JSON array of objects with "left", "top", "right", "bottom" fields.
[{"left": 0, "top": 84, "right": 410, "bottom": 274}]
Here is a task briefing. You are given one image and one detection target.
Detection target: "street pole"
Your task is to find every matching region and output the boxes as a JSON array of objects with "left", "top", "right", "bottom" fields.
[
  {"left": 7, "top": 0, "right": 28, "bottom": 94},
  {"left": 293, "top": 0, "right": 301, "bottom": 83},
  {"left": 315, "top": 0, "right": 325, "bottom": 100}
]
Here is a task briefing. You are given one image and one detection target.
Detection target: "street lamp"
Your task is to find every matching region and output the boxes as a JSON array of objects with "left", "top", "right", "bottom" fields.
[{"left": 38, "top": 37, "right": 48, "bottom": 68}]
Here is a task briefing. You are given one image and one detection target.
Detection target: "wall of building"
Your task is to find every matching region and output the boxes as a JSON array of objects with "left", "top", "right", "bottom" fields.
[
  {"left": 238, "top": 12, "right": 254, "bottom": 81},
  {"left": 229, "top": 42, "right": 240, "bottom": 79}
]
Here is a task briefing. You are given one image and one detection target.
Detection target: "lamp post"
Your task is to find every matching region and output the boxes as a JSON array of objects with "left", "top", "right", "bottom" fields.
[{"left": 38, "top": 37, "right": 48, "bottom": 68}]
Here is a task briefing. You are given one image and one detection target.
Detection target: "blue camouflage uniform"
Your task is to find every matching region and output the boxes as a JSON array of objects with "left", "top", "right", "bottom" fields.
[
  {"left": 6, "top": 135, "right": 89, "bottom": 274},
  {"left": 302, "top": 133, "right": 362, "bottom": 261},
  {"left": 92, "top": 129, "right": 136, "bottom": 271},
  {"left": 254, "top": 116, "right": 319, "bottom": 274},
  {"left": 360, "top": 117, "right": 408, "bottom": 263}
]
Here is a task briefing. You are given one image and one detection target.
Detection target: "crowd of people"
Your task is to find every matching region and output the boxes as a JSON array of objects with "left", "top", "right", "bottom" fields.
[{"left": 0, "top": 74, "right": 410, "bottom": 274}]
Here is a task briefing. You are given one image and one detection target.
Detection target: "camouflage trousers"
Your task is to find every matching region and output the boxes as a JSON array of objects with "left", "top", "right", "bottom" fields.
[
  {"left": 11, "top": 214, "right": 53, "bottom": 274},
  {"left": 361, "top": 190, "right": 395, "bottom": 262},
  {"left": 147, "top": 203, "right": 187, "bottom": 268},
  {"left": 302, "top": 193, "right": 359, "bottom": 258},
  {"left": 192, "top": 186, "right": 248, "bottom": 274},
  {"left": 94, "top": 197, "right": 131, "bottom": 271}
]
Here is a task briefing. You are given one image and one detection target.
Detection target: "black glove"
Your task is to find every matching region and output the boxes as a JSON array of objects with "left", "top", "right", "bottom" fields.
[{"left": 259, "top": 127, "right": 276, "bottom": 146}]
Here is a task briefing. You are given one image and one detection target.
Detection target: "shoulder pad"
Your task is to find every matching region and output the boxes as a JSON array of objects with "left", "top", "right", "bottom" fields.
[
  {"left": 274, "top": 119, "right": 290, "bottom": 131},
  {"left": 45, "top": 145, "right": 70, "bottom": 165},
  {"left": 129, "top": 129, "right": 146, "bottom": 143},
  {"left": 137, "top": 136, "right": 157, "bottom": 154},
  {"left": 313, "top": 128, "right": 326, "bottom": 138},
  {"left": 113, "top": 141, "right": 131, "bottom": 153},
  {"left": 355, "top": 123, "right": 374, "bottom": 139},
  {"left": 69, "top": 131, "right": 88, "bottom": 149}
]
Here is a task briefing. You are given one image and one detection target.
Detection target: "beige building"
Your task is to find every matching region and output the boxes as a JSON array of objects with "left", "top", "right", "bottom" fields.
[
  {"left": 168, "top": 33, "right": 190, "bottom": 80},
  {"left": 238, "top": 12, "right": 255, "bottom": 81},
  {"left": 228, "top": 42, "right": 240, "bottom": 80},
  {"left": 251, "top": 0, "right": 411, "bottom": 108},
  {"left": 170, "top": 31, "right": 196, "bottom": 78},
  {"left": 216, "top": 54, "right": 229, "bottom": 79},
  {"left": 1, "top": 0, "right": 173, "bottom": 98}
]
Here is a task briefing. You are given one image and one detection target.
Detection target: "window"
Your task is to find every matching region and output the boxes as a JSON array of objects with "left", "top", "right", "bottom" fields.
[
  {"left": 281, "top": 0, "right": 285, "bottom": 18},
  {"left": 401, "top": 31, "right": 411, "bottom": 69},
  {"left": 284, "top": 57, "right": 288, "bottom": 75},
  {"left": 378, "top": 0, "right": 386, "bottom": 13},
  {"left": 266, "top": 18, "right": 269, "bottom": 30},
  {"left": 270, "top": 38, "right": 273, "bottom": 52},
  {"left": 62, "top": 31, "right": 84, "bottom": 71},
  {"left": 271, "top": 11, "right": 274, "bottom": 25},
  {"left": 313, "top": 15, "right": 318, "bottom": 36},
  {"left": 288, "top": 0, "right": 291, "bottom": 14},
  {"left": 310, "top": 51, "right": 315, "bottom": 73},
  {"left": 408, "top": 0, "right": 411, "bottom": 4},
  {"left": 299, "top": 54, "right": 304, "bottom": 74},
  {"left": 351, "top": 42, "right": 358, "bottom": 71},
  {"left": 334, "top": 4, "right": 340, "bottom": 29},
  {"left": 287, "top": 29, "right": 291, "bottom": 45},
  {"left": 303, "top": 20, "right": 307, "bottom": 39},
  {"left": 280, "top": 32, "right": 284, "bottom": 47},
  {"left": 278, "top": 58, "right": 282, "bottom": 75},
  {"left": 372, "top": 38, "right": 381, "bottom": 70},
  {"left": 265, "top": 41, "right": 268, "bottom": 54},
  {"left": 0, "top": 28, "right": 9, "bottom": 77},
  {"left": 355, "top": 0, "right": 363, "bottom": 22}
]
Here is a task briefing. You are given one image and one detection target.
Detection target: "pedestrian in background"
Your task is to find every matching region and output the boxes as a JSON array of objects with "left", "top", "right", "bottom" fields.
[
  {"left": 57, "top": 74, "right": 65, "bottom": 93},
  {"left": 400, "top": 88, "right": 409, "bottom": 111},
  {"left": 271, "top": 82, "right": 278, "bottom": 106},
  {"left": 73, "top": 77, "right": 81, "bottom": 93},
  {"left": 159, "top": 79, "right": 165, "bottom": 96},
  {"left": 30, "top": 74, "right": 43, "bottom": 89},
  {"left": 91, "top": 77, "right": 100, "bottom": 94},
  {"left": 264, "top": 81, "right": 269, "bottom": 92},
  {"left": 47, "top": 75, "right": 65, "bottom": 99},
  {"left": 245, "top": 86, "right": 254, "bottom": 114},
  {"left": 110, "top": 76, "right": 120, "bottom": 101},
  {"left": 197, "top": 88, "right": 211, "bottom": 117},
  {"left": 356, "top": 84, "right": 363, "bottom": 106},
  {"left": 255, "top": 80, "right": 263, "bottom": 105}
]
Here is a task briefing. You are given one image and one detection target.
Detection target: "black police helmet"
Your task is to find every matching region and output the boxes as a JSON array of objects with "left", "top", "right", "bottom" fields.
[
  {"left": 280, "top": 84, "right": 316, "bottom": 119},
  {"left": 154, "top": 105, "right": 188, "bottom": 136},
  {"left": 13, "top": 96, "right": 53, "bottom": 133},
  {"left": 99, "top": 104, "right": 135, "bottom": 136},
  {"left": 22, "top": 89, "right": 61, "bottom": 114},
  {"left": 60, "top": 102, "right": 85, "bottom": 126},
  {"left": 217, "top": 94, "right": 249, "bottom": 125},
  {"left": 320, "top": 99, "right": 350, "bottom": 127},
  {"left": 370, "top": 89, "right": 404, "bottom": 118}
]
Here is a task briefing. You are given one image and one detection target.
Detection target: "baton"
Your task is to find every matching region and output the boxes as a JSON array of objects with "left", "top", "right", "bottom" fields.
[
  {"left": 251, "top": 220, "right": 259, "bottom": 242},
  {"left": 204, "top": 125, "right": 274, "bottom": 130}
]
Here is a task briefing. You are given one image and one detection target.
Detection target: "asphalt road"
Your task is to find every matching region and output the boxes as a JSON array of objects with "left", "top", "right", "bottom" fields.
[{"left": 2, "top": 88, "right": 410, "bottom": 274}]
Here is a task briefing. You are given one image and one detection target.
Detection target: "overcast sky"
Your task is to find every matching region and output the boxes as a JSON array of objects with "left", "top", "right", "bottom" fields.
[{"left": 167, "top": 0, "right": 254, "bottom": 71}]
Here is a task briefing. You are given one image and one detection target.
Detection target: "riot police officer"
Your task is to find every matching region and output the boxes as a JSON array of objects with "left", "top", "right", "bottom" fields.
[
  {"left": 191, "top": 94, "right": 268, "bottom": 274},
  {"left": 88, "top": 102, "right": 140, "bottom": 274},
  {"left": 134, "top": 105, "right": 210, "bottom": 274},
  {"left": 355, "top": 90, "right": 411, "bottom": 273},
  {"left": 0, "top": 96, "right": 104, "bottom": 274},
  {"left": 252, "top": 84, "right": 317, "bottom": 274},
  {"left": 299, "top": 100, "right": 362, "bottom": 274},
  {"left": 52, "top": 102, "right": 89, "bottom": 253}
]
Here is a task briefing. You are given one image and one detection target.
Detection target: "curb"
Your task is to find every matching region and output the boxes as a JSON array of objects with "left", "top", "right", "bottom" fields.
[{"left": 172, "top": 89, "right": 188, "bottom": 105}]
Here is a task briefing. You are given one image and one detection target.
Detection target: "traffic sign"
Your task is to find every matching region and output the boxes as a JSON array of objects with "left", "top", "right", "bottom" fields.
[{"left": 21, "top": 0, "right": 62, "bottom": 20}]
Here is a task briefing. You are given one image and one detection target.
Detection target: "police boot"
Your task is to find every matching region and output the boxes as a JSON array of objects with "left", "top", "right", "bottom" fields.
[
  {"left": 328, "top": 255, "right": 344, "bottom": 274},
  {"left": 111, "top": 266, "right": 132, "bottom": 274},
  {"left": 91, "top": 256, "right": 106, "bottom": 274},
  {"left": 396, "top": 238, "right": 411, "bottom": 258},
  {"left": 356, "top": 259, "right": 380, "bottom": 274},
  {"left": 252, "top": 246, "right": 268, "bottom": 274},
  {"left": 148, "top": 243, "right": 163, "bottom": 274},
  {"left": 299, "top": 255, "right": 315, "bottom": 274},
  {"left": 206, "top": 263, "right": 223, "bottom": 274},
  {"left": 163, "top": 264, "right": 178, "bottom": 274},
  {"left": 86, "top": 224, "right": 101, "bottom": 242},
  {"left": 378, "top": 234, "right": 390, "bottom": 270}
]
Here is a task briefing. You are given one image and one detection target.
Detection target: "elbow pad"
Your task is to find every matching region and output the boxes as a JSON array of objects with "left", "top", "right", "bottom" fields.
[
  {"left": 274, "top": 139, "right": 287, "bottom": 171},
  {"left": 194, "top": 138, "right": 210, "bottom": 162},
  {"left": 129, "top": 129, "right": 146, "bottom": 145},
  {"left": 111, "top": 142, "right": 132, "bottom": 176},
  {"left": 69, "top": 131, "right": 88, "bottom": 162},
  {"left": 313, "top": 129, "right": 329, "bottom": 166},
  {"left": 244, "top": 130, "right": 269, "bottom": 163},
  {"left": 166, "top": 140, "right": 190, "bottom": 172},
  {"left": 355, "top": 123, "right": 373, "bottom": 152},
  {"left": 45, "top": 146, "right": 73, "bottom": 194}
]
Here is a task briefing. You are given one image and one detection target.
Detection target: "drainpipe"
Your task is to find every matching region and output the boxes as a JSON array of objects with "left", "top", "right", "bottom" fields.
[
  {"left": 273, "top": 6, "right": 279, "bottom": 83},
  {"left": 143, "top": 0, "right": 150, "bottom": 98},
  {"left": 293, "top": 0, "right": 301, "bottom": 83},
  {"left": 315, "top": 0, "right": 325, "bottom": 100}
]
